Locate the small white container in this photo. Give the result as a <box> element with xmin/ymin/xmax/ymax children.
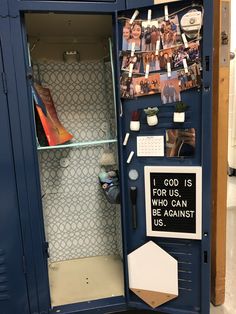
<box><xmin>130</xmin><ymin>120</ymin><xmax>140</xmax><ymax>131</ymax></box>
<box><xmin>173</xmin><ymin>112</ymin><xmax>185</xmax><ymax>123</ymax></box>
<box><xmin>147</xmin><ymin>115</ymin><xmax>158</xmax><ymax>126</ymax></box>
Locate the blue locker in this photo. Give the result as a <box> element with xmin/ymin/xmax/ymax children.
<box><xmin>2</xmin><ymin>0</ymin><xmax>213</xmax><ymax>313</ymax></box>
<box><xmin>0</xmin><ymin>18</ymin><xmax>30</xmax><ymax>314</ymax></box>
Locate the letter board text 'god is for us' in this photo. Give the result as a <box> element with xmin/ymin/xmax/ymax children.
<box><xmin>144</xmin><ymin>166</ymin><xmax>202</xmax><ymax>240</ymax></box>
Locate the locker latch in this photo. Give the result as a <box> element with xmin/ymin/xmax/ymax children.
<box><xmin>221</xmin><ymin>31</ymin><xmax>229</xmax><ymax>45</ymax></box>
<box><xmin>43</xmin><ymin>242</ymin><xmax>50</xmax><ymax>258</ymax></box>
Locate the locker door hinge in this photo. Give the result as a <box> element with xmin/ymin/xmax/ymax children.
<box><xmin>43</xmin><ymin>242</ymin><xmax>50</xmax><ymax>258</ymax></box>
<box><xmin>22</xmin><ymin>255</ymin><xmax>27</xmax><ymax>274</ymax></box>
<box><xmin>1</xmin><ymin>72</ymin><xmax>7</xmax><ymax>94</ymax></box>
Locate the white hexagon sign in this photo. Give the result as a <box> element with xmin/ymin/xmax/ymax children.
<box><xmin>128</xmin><ymin>241</ymin><xmax>178</xmax><ymax>308</ymax></box>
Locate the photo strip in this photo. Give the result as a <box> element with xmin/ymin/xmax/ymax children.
<box><xmin>121</xmin><ymin>53</ymin><xmax>142</xmax><ymax>74</ymax></box>
<box><xmin>142</xmin><ymin>20</ymin><xmax>161</xmax><ymax>51</ymax></box>
<box><xmin>166</xmin><ymin>128</ymin><xmax>196</xmax><ymax>158</ymax></box>
<box><xmin>177</xmin><ymin>63</ymin><xmax>202</xmax><ymax>91</ymax></box>
<box><xmin>122</xmin><ymin>20</ymin><xmax>142</xmax><ymax>51</ymax></box>
<box><xmin>160</xmin><ymin>15</ymin><xmax>182</xmax><ymax>49</ymax></box>
<box><xmin>160</xmin><ymin>72</ymin><xmax>181</xmax><ymax>104</ymax></box>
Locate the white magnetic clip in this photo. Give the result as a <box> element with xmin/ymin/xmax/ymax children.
<box><xmin>155</xmin><ymin>40</ymin><xmax>160</xmax><ymax>55</ymax></box>
<box><xmin>182</xmin><ymin>33</ymin><xmax>189</xmax><ymax>48</ymax></box>
<box><xmin>127</xmin><ymin>151</ymin><xmax>134</xmax><ymax>164</ymax></box>
<box><xmin>148</xmin><ymin>10</ymin><xmax>152</xmax><ymax>24</ymax></box>
<box><xmin>131</xmin><ymin>42</ymin><xmax>136</xmax><ymax>57</ymax></box>
<box><xmin>182</xmin><ymin>58</ymin><xmax>189</xmax><ymax>73</ymax></box>
<box><xmin>129</xmin><ymin>63</ymin><xmax>134</xmax><ymax>78</ymax></box>
<box><xmin>164</xmin><ymin>5</ymin><xmax>169</xmax><ymax>21</ymax></box>
<box><xmin>145</xmin><ymin>63</ymin><xmax>150</xmax><ymax>79</ymax></box>
<box><xmin>167</xmin><ymin>62</ymin><xmax>171</xmax><ymax>77</ymax></box>
<box><xmin>129</xmin><ymin>10</ymin><xmax>139</xmax><ymax>25</ymax></box>
<box><xmin>120</xmin><ymin>100</ymin><xmax>123</xmax><ymax>117</ymax></box>
<box><xmin>123</xmin><ymin>133</ymin><xmax>130</xmax><ymax>146</ymax></box>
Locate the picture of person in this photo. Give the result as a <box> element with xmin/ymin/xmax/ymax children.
<box><xmin>142</xmin><ymin>21</ymin><xmax>160</xmax><ymax>51</ymax></box>
<box><xmin>160</xmin><ymin>72</ymin><xmax>181</xmax><ymax>104</ymax></box>
<box><xmin>187</xmin><ymin>41</ymin><xmax>200</xmax><ymax>63</ymax></box>
<box><xmin>127</xmin><ymin>21</ymin><xmax>142</xmax><ymax>51</ymax></box>
<box><xmin>177</xmin><ymin>63</ymin><xmax>201</xmax><ymax>91</ymax></box>
<box><xmin>166</xmin><ymin>128</ymin><xmax>196</xmax><ymax>158</ymax></box>
<box><xmin>120</xmin><ymin>73</ymin><xmax>134</xmax><ymax>99</ymax></box>
<box><xmin>132</xmin><ymin>73</ymin><xmax>161</xmax><ymax>97</ymax></box>
<box><xmin>143</xmin><ymin>52</ymin><xmax>160</xmax><ymax>72</ymax></box>
<box><xmin>172</xmin><ymin>46</ymin><xmax>189</xmax><ymax>68</ymax></box>
<box><xmin>121</xmin><ymin>53</ymin><xmax>142</xmax><ymax>73</ymax></box>
<box><xmin>159</xmin><ymin>48</ymin><xmax>173</xmax><ymax>71</ymax></box>
<box><xmin>122</xmin><ymin>22</ymin><xmax>131</xmax><ymax>51</ymax></box>
<box><xmin>160</xmin><ymin>15</ymin><xmax>182</xmax><ymax>49</ymax></box>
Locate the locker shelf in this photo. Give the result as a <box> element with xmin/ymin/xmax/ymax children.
<box><xmin>37</xmin><ymin>138</ymin><xmax>117</xmax><ymax>150</ymax></box>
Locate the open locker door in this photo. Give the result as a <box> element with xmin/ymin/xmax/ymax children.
<box><xmin>116</xmin><ymin>0</ymin><xmax>213</xmax><ymax>313</ymax></box>
<box><xmin>0</xmin><ymin>31</ymin><xmax>30</xmax><ymax>314</ymax></box>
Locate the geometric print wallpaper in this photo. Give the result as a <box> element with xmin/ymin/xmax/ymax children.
<box><xmin>36</xmin><ymin>61</ymin><xmax>122</xmax><ymax>262</ymax></box>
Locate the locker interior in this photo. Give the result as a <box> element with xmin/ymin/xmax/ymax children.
<box><xmin>24</xmin><ymin>13</ymin><xmax>125</xmax><ymax>308</ymax></box>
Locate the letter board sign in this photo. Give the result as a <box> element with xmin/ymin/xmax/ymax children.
<box><xmin>145</xmin><ymin>166</ymin><xmax>202</xmax><ymax>239</ymax></box>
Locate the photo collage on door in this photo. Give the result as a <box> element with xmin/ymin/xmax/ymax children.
<box><xmin>119</xmin><ymin>5</ymin><xmax>203</xmax><ymax>103</ymax></box>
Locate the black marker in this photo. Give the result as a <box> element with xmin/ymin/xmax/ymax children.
<box><xmin>130</xmin><ymin>187</ymin><xmax>137</xmax><ymax>229</ymax></box>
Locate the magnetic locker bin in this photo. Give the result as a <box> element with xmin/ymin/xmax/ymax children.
<box><xmin>0</xmin><ymin>0</ymin><xmax>213</xmax><ymax>313</ymax></box>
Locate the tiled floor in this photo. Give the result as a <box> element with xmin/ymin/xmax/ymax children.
<box><xmin>210</xmin><ymin>176</ymin><xmax>236</xmax><ymax>314</ymax></box>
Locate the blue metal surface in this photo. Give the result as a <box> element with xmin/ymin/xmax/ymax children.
<box><xmin>8</xmin><ymin>0</ymin><xmax>126</xmax><ymax>16</ymax></box>
<box><xmin>126</xmin><ymin>0</ymin><xmax>154</xmax><ymax>10</ymax></box>
<box><xmin>51</xmin><ymin>296</ymin><xmax>127</xmax><ymax>313</ymax></box>
<box><xmin>0</xmin><ymin>22</ymin><xmax>30</xmax><ymax>314</ymax></box>
<box><xmin>116</xmin><ymin>0</ymin><xmax>213</xmax><ymax>313</ymax></box>
<box><xmin>2</xmin><ymin>0</ymin><xmax>213</xmax><ymax>313</ymax></box>
<box><xmin>0</xmin><ymin>0</ymin><xmax>8</xmax><ymax>17</ymax></box>
<box><xmin>7</xmin><ymin>15</ymin><xmax>51</xmax><ymax>313</ymax></box>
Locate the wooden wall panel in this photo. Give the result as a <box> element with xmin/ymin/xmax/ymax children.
<box><xmin>211</xmin><ymin>0</ymin><xmax>230</xmax><ymax>306</ymax></box>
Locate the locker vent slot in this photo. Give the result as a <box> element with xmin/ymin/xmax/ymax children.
<box><xmin>158</xmin><ymin>241</ymin><xmax>195</xmax><ymax>293</ymax></box>
<box><xmin>0</xmin><ymin>249</ymin><xmax>9</xmax><ymax>301</ymax></box>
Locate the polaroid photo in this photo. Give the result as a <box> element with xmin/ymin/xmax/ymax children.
<box><xmin>142</xmin><ymin>20</ymin><xmax>161</xmax><ymax>52</ymax></box>
<box><xmin>120</xmin><ymin>72</ymin><xmax>135</xmax><ymax>99</ymax></box>
<box><xmin>166</xmin><ymin>128</ymin><xmax>196</xmax><ymax>158</ymax></box>
<box><xmin>122</xmin><ymin>20</ymin><xmax>142</xmax><ymax>51</ymax></box>
<box><xmin>160</xmin><ymin>71</ymin><xmax>181</xmax><ymax>104</ymax></box>
<box><xmin>121</xmin><ymin>53</ymin><xmax>142</xmax><ymax>73</ymax></box>
<box><xmin>160</xmin><ymin>15</ymin><xmax>182</xmax><ymax>49</ymax></box>
<box><xmin>143</xmin><ymin>52</ymin><xmax>160</xmax><ymax>72</ymax></box>
<box><xmin>132</xmin><ymin>73</ymin><xmax>161</xmax><ymax>97</ymax></box>
<box><xmin>178</xmin><ymin>63</ymin><xmax>202</xmax><ymax>91</ymax></box>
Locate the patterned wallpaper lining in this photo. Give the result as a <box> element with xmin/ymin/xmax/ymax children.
<box><xmin>36</xmin><ymin>61</ymin><xmax>122</xmax><ymax>262</ymax></box>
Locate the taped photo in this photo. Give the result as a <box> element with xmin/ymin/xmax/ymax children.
<box><xmin>166</xmin><ymin>128</ymin><xmax>196</xmax><ymax>158</ymax></box>
<box><xmin>160</xmin><ymin>15</ymin><xmax>182</xmax><ymax>49</ymax></box>
<box><xmin>121</xmin><ymin>53</ymin><xmax>142</xmax><ymax>73</ymax></box>
<box><xmin>132</xmin><ymin>73</ymin><xmax>161</xmax><ymax>97</ymax></box>
<box><xmin>122</xmin><ymin>20</ymin><xmax>142</xmax><ymax>51</ymax></box>
<box><xmin>120</xmin><ymin>72</ymin><xmax>135</xmax><ymax>99</ymax></box>
<box><xmin>142</xmin><ymin>20</ymin><xmax>161</xmax><ymax>51</ymax></box>
<box><xmin>160</xmin><ymin>72</ymin><xmax>181</xmax><ymax>104</ymax></box>
<box><xmin>177</xmin><ymin>63</ymin><xmax>202</xmax><ymax>91</ymax></box>
<box><xmin>143</xmin><ymin>52</ymin><xmax>160</xmax><ymax>72</ymax></box>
